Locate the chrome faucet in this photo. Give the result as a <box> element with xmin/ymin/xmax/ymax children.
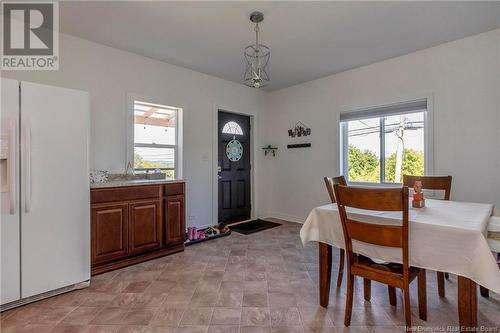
<box><xmin>125</xmin><ymin>161</ymin><xmax>135</xmax><ymax>175</ymax></box>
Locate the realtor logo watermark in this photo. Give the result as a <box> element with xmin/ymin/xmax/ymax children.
<box><xmin>1</xmin><ymin>1</ymin><xmax>59</xmax><ymax>70</ymax></box>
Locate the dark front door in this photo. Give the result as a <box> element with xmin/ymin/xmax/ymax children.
<box><xmin>218</xmin><ymin>111</ymin><xmax>251</xmax><ymax>223</ymax></box>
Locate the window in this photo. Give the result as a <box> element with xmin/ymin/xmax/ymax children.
<box><xmin>222</xmin><ymin>121</ymin><xmax>243</xmax><ymax>135</ymax></box>
<box><xmin>133</xmin><ymin>100</ymin><xmax>181</xmax><ymax>178</ymax></box>
<box><xmin>340</xmin><ymin>99</ymin><xmax>427</xmax><ymax>184</ymax></box>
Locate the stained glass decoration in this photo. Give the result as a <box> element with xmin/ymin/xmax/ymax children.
<box><xmin>222</xmin><ymin>121</ymin><xmax>243</xmax><ymax>135</ymax></box>
<box><xmin>226</xmin><ymin>138</ymin><xmax>243</xmax><ymax>162</ymax></box>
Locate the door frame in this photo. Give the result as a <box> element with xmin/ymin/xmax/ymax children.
<box><xmin>212</xmin><ymin>106</ymin><xmax>255</xmax><ymax>225</ymax></box>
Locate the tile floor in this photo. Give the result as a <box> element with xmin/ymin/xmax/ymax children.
<box><xmin>1</xmin><ymin>219</ymin><xmax>499</xmax><ymax>333</ymax></box>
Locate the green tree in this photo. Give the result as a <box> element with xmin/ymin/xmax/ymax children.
<box><xmin>134</xmin><ymin>152</ymin><xmax>175</xmax><ymax>178</ymax></box>
<box><xmin>348</xmin><ymin>144</ymin><xmax>380</xmax><ymax>182</ymax></box>
<box><xmin>347</xmin><ymin>145</ymin><xmax>424</xmax><ymax>183</ymax></box>
<box><xmin>385</xmin><ymin>149</ymin><xmax>424</xmax><ymax>183</ymax></box>
<box><xmin>134</xmin><ymin>152</ymin><xmax>144</xmax><ymax>168</ymax></box>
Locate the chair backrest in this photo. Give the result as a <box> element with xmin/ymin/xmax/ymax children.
<box><xmin>333</xmin><ymin>184</ymin><xmax>410</xmax><ymax>274</ymax></box>
<box><xmin>323</xmin><ymin>176</ymin><xmax>346</xmax><ymax>203</ymax></box>
<box><xmin>402</xmin><ymin>175</ymin><xmax>452</xmax><ymax>200</ymax></box>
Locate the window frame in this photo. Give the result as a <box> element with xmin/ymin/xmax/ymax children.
<box><xmin>126</xmin><ymin>94</ymin><xmax>183</xmax><ymax>178</ymax></box>
<box><xmin>339</xmin><ymin>96</ymin><xmax>434</xmax><ymax>186</ymax></box>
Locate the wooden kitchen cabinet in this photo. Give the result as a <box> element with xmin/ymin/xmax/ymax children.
<box><xmin>90</xmin><ymin>182</ymin><xmax>185</xmax><ymax>275</ymax></box>
<box><xmin>91</xmin><ymin>203</ymin><xmax>129</xmax><ymax>264</ymax></box>
<box><xmin>129</xmin><ymin>199</ymin><xmax>161</xmax><ymax>255</ymax></box>
<box><xmin>164</xmin><ymin>195</ymin><xmax>185</xmax><ymax>245</ymax></box>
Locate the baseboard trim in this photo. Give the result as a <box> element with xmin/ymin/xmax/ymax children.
<box><xmin>263</xmin><ymin>213</ymin><xmax>305</xmax><ymax>224</ymax></box>
<box><xmin>91</xmin><ymin>244</ymin><xmax>184</xmax><ymax>275</ymax></box>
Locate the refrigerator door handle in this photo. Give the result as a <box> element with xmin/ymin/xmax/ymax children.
<box><xmin>8</xmin><ymin>119</ymin><xmax>16</xmax><ymax>214</ymax></box>
<box><xmin>22</xmin><ymin>119</ymin><xmax>32</xmax><ymax>213</ymax></box>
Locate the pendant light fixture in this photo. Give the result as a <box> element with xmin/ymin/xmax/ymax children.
<box><xmin>243</xmin><ymin>11</ymin><xmax>270</xmax><ymax>88</ymax></box>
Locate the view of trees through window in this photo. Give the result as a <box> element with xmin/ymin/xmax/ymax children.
<box><xmin>134</xmin><ymin>151</ymin><xmax>175</xmax><ymax>178</ymax></box>
<box><xmin>345</xmin><ymin>112</ymin><xmax>425</xmax><ymax>183</ymax></box>
<box><xmin>133</xmin><ymin>100</ymin><xmax>179</xmax><ymax>178</ymax></box>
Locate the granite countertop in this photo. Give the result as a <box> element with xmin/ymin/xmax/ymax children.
<box><xmin>91</xmin><ymin>178</ymin><xmax>186</xmax><ymax>189</ymax></box>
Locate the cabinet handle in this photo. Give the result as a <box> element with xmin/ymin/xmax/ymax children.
<box><xmin>22</xmin><ymin>119</ymin><xmax>31</xmax><ymax>213</ymax></box>
<box><xmin>8</xmin><ymin>119</ymin><xmax>16</xmax><ymax>214</ymax></box>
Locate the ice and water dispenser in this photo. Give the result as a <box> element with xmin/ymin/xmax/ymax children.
<box><xmin>0</xmin><ymin>130</ymin><xmax>9</xmax><ymax>193</ymax></box>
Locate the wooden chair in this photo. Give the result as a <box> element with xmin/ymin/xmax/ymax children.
<box><xmin>324</xmin><ymin>176</ymin><xmax>395</xmax><ymax>303</ymax></box>
<box><xmin>403</xmin><ymin>175</ymin><xmax>452</xmax><ymax>297</ymax></box>
<box><xmin>323</xmin><ymin>176</ymin><xmax>347</xmax><ymax>288</ymax></box>
<box><xmin>333</xmin><ymin>184</ymin><xmax>427</xmax><ymax>329</ymax></box>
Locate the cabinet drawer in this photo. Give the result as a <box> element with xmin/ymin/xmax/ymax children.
<box><xmin>163</xmin><ymin>183</ymin><xmax>185</xmax><ymax>196</ymax></box>
<box><xmin>91</xmin><ymin>185</ymin><xmax>161</xmax><ymax>204</ymax></box>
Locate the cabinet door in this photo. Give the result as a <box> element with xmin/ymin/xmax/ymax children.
<box><xmin>129</xmin><ymin>200</ymin><xmax>161</xmax><ymax>255</ymax></box>
<box><xmin>91</xmin><ymin>203</ymin><xmax>128</xmax><ymax>264</ymax></box>
<box><xmin>164</xmin><ymin>195</ymin><xmax>185</xmax><ymax>245</ymax></box>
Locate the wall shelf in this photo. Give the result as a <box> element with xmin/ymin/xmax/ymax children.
<box><xmin>262</xmin><ymin>145</ymin><xmax>278</xmax><ymax>156</ymax></box>
<box><xmin>287</xmin><ymin>143</ymin><xmax>311</xmax><ymax>149</ymax></box>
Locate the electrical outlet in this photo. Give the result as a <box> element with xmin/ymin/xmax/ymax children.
<box><xmin>188</xmin><ymin>215</ymin><xmax>196</xmax><ymax>221</ymax></box>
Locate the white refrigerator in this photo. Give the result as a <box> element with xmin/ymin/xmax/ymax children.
<box><xmin>0</xmin><ymin>78</ymin><xmax>90</xmax><ymax>309</ymax></box>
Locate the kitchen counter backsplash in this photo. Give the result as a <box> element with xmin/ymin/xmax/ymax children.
<box><xmin>90</xmin><ymin>171</ymin><xmax>167</xmax><ymax>184</ymax></box>
<box><xmin>89</xmin><ymin>170</ymin><xmax>185</xmax><ymax>188</ymax></box>
<box><xmin>90</xmin><ymin>178</ymin><xmax>185</xmax><ymax>189</ymax></box>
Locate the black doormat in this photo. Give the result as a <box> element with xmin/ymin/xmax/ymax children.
<box><xmin>229</xmin><ymin>219</ymin><xmax>281</xmax><ymax>235</ymax></box>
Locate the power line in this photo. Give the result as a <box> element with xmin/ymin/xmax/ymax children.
<box><xmin>348</xmin><ymin>121</ymin><xmax>424</xmax><ymax>137</ymax></box>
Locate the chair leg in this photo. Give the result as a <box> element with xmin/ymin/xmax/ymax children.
<box><xmin>363</xmin><ymin>278</ymin><xmax>371</xmax><ymax>302</ymax></box>
<box><xmin>437</xmin><ymin>272</ymin><xmax>445</xmax><ymax>297</ymax></box>
<box><xmin>344</xmin><ymin>273</ymin><xmax>354</xmax><ymax>326</ymax></box>
<box><xmin>337</xmin><ymin>248</ymin><xmax>345</xmax><ymax>288</ymax></box>
<box><xmin>403</xmin><ymin>286</ymin><xmax>412</xmax><ymax>330</ymax></box>
<box><xmin>388</xmin><ymin>286</ymin><xmax>397</xmax><ymax>306</ymax></box>
<box><xmin>417</xmin><ymin>269</ymin><xmax>427</xmax><ymax>321</ymax></box>
<box><xmin>479</xmin><ymin>286</ymin><xmax>489</xmax><ymax>298</ymax></box>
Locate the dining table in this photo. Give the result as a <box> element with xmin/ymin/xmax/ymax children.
<box><xmin>300</xmin><ymin>198</ymin><xmax>500</xmax><ymax>331</ymax></box>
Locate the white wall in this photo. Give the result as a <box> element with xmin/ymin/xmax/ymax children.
<box><xmin>3</xmin><ymin>29</ymin><xmax>499</xmax><ymax>226</ymax></box>
<box><xmin>259</xmin><ymin>29</ymin><xmax>500</xmax><ymax>222</ymax></box>
<box><xmin>2</xmin><ymin>33</ymin><xmax>266</xmax><ymax>228</ymax></box>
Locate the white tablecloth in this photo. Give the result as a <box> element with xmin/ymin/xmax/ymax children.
<box><xmin>488</xmin><ymin>216</ymin><xmax>500</xmax><ymax>252</ymax></box>
<box><xmin>300</xmin><ymin>199</ymin><xmax>500</xmax><ymax>294</ymax></box>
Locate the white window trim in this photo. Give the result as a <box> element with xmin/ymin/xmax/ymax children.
<box><xmin>126</xmin><ymin>93</ymin><xmax>184</xmax><ymax>178</ymax></box>
<box><xmin>339</xmin><ymin>95</ymin><xmax>434</xmax><ymax>186</ymax></box>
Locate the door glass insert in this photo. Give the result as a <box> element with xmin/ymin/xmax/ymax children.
<box><xmin>222</xmin><ymin>121</ymin><xmax>243</xmax><ymax>135</ymax></box>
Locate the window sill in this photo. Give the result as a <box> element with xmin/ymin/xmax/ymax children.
<box><xmin>347</xmin><ymin>181</ymin><xmax>402</xmax><ymax>188</ymax></box>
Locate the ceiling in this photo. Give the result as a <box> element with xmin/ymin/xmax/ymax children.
<box><xmin>60</xmin><ymin>1</ymin><xmax>500</xmax><ymax>91</ymax></box>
